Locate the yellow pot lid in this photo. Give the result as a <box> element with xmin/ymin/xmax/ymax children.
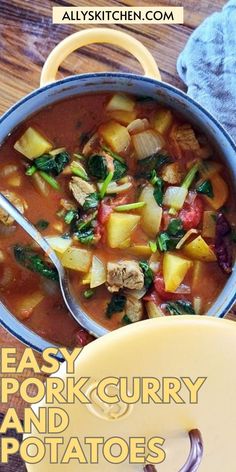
<box><xmin>26</xmin><ymin>316</ymin><xmax>236</xmax><ymax>471</ymax></box>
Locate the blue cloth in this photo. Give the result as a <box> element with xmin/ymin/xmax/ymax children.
<box><xmin>177</xmin><ymin>0</ymin><xmax>236</xmax><ymax>142</ymax></box>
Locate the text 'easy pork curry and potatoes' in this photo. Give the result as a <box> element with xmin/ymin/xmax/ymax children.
<box><xmin>0</xmin><ymin>93</ymin><xmax>234</xmax><ymax>347</ymax></box>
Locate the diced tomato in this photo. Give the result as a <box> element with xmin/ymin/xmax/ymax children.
<box><xmin>153</xmin><ymin>275</ymin><xmax>182</xmax><ymax>301</ymax></box>
<box><xmin>94</xmin><ymin>222</ymin><xmax>106</xmax><ymax>244</ymax></box>
<box><xmin>161</xmin><ymin>211</ymin><xmax>171</xmax><ymax>231</ymax></box>
<box><xmin>97</xmin><ymin>202</ymin><xmax>113</xmax><ymax>224</ymax></box>
<box><xmin>179</xmin><ymin>196</ymin><xmax>203</xmax><ymax>231</ymax></box>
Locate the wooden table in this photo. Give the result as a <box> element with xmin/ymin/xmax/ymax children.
<box><xmin>0</xmin><ymin>0</ymin><xmax>229</xmax><ymax>418</ymax></box>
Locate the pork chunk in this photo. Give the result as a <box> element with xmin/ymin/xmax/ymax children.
<box><xmin>174</xmin><ymin>124</ymin><xmax>200</xmax><ymax>153</ymax></box>
<box><xmin>125</xmin><ymin>296</ymin><xmax>144</xmax><ymax>322</ymax></box>
<box><xmin>0</xmin><ymin>190</ymin><xmax>25</xmax><ymax>225</ymax></box>
<box><xmin>69</xmin><ymin>176</ymin><xmax>96</xmax><ymax>206</ymax></box>
<box><xmin>107</xmin><ymin>260</ymin><xmax>144</xmax><ymax>292</ymax></box>
<box><xmin>161</xmin><ymin>162</ymin><xmax>182</xmax><ymax>185</ymax></box>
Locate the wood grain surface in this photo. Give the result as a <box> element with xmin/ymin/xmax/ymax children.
<box><xmin>0</xmin><ymin>0</ymin><xmax>231</xmax><ymax>418</ymax></box>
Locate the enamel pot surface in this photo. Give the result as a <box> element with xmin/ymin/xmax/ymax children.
<box><xmin>0</xmin><ymin>28</ymin><xmax>235</xmax><ymax>352</ymax></box>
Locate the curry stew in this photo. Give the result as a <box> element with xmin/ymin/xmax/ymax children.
<box><xmin>0</xmin><ymin>93</ymin><xmax>234</xmax><ymax>346</ymax></box>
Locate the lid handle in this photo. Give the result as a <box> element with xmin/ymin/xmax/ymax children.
<box><xmin>40</xmin><ymin>28</ymin><xmax>161</xmax><ymax>86</ymax></box>
<box><xmin>144</xmin><ymin>429</ymin><xmax>203</xmax><ymax>472</ymax></box>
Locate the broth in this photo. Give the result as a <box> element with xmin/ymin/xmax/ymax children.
<box><xmin>0</xmin><ymin>92</ymin><xmax>234</xmax><ymax>346</ymax></box>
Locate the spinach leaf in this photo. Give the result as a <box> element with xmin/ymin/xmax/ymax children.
<box><xmin>73</xmin><ymin>212</ymin><xmax>98</xmax><ymax>244</ymax></box>
<box><xmin>34</xmin><ymin>155</ymin><xmax>56</xmax><ymax>172</ymax></box>
<box><xmin>87</xmin><ymin>154</ymin><xmax>108</xmax><ymax>180</ymax></box>
<box><xmin>196</xmin><ymin>179</ymin><xmax>214</xmax><ymax>198</ymax></box>
<box><xmin>157</xmin><ymin>218</ymin><xmax>185</xmax><ymax>252</ymax></box>
<box><xmin>168</xmin><ymin>218</ymin><xmax>184</xmax><ymax>236</ymax></box>
<box><xmin>157</xmin><ymin>232</ymin><xmax>171</xmax><ymax>252</ymax></box>
<box><xmin>64</xmin><ymin>210</ymin><xmax>77</xmax><ymax>225</ymax></box>
<box><xmin>150</xmin><ymin>171</ymin><xmax>164</xmax><ymax>206</ymax></box>
<box><xmin>165</xmin><ymin>300</ymin><xmax>195</xmax><ymax>316</ymax></box>
<box><xmin>35</xmin><ymin>219</ymin><xmax>49</xmax><ymax>230</ymax></box>
<box><xmin>87</xmin><ymin>153</ymin><xmax>127</xmax><ymax>182</ymax></box>
<box><xmin>112</xmin><ymin>159</ymin><xmax>127</xmax><ymax>181</ymax></box>
<box><xmin>77</xmin><ymin>227</ymin><xmax>94</xmax><ymax>245</ymax></box>
<box><xmin>139</xmin><ymin>261</ymin><xmax>154</xmax><ymax>288</ymax></box>
<box><xmin>13</xmin><ymin>245</ymin><xmax>58</xmax><ymax>281</ymax></box>
<box><xmin>84</xmin><ymin>289</ymin><xmax>94</xmax><ymax>299</ymax></box>
<box><xmin>34</xmin><ymin>151</ymin><xmax>70</xmax><ymax>176</ymax></box>
<box><xmin>83</xmin><ymin>192</ymin><xmax>100</xmax><ymax>211</ymax></box>
<box><xmin>136</xmin><ymin>152</ymin><xmax>172</xmax><ymax>179</ymax></box>
<box><xmin>54</xmin><ymin>152</ymin><xmax>70</xmax><ymax>174</ymax></box>
<box><xmin>106</xmin><ymin>293</ymin><xmax>126</xmax><ymax>318</ymax></box>
<box><xmin>68</xmin><ymin>211</ymin><xmax>96</xmax><ymax>239</ymax></box>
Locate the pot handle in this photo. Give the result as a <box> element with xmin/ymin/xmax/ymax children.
<box><xmin>40</xmin><ymin>27</ymin><xmax>161</xmax><ymax>86</ymax></box>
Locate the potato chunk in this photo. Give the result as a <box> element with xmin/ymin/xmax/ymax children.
<box><xmin>139</xmin><ymin>185</ymin><xmax>162</xmax><ymax>238</ymax></box>
<box><xmin>106</xmin><ymin>93</ymin><xmax>135</xmax><ymax>112</ymax></box>
<box><xmin>107</xmin><ymin>213</ymin><xmax>140</xmax><ymax>249</ymax></box>
<box><xmin>127</xmin><ymin>245</ymin><xmax>152</xmax><ymax>257</ymax></box>
<box><xmin>202</xmin><ymin>211</ymin><xmax>216</xmax><ymax>238</ymax></box>
<box><xmin>163</xmin><ymin>252</ymin><xmax>192</xmax><ymax>292</ymax></box>
<box><xmin>90</xmin><ymin>256</ymin><xmax>106</xmax><ymax>288</ymax></box>
<box><xmin>204</xmin><ymin>174</ymin><xmax>229</xmax><ymax>210</ymax></box>
<box><xmin>99</xmin><ymin>121</ymin><xmax>131</xmax><ymax>153</ymax></box>
<box><xmin>45</xmin><ymin>236</ymin><xmax>72</xmax><ymax>254</ymax></box>
<box><xmin>14</xmin><ymin>127</ymin><xmax>52</xmax><ymax>159</ymax></box>
<box><xmin>15</xmin><ymin>291</ymin><xmax>44</xmax><ymax>320</ymax></box>
<box><xmin>153</xmin><ymin>108</ymin><xmax>173</xmax><ymax>135</ymax></box>
<box><xmin>183</xmin><ymin>235</ymin><xmax>217</xmax><ymax>262</ymax></box>
<box><xmin>61</xmin><ymin>247</ymin><xmax>92</xmax><ymax>272</ymax></box>
<box><xmin>108</xmin><ymin>110</ymin><xmax>137</xmax><ymax>125</ymax></box>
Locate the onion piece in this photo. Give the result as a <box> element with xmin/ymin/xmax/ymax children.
<box><xmin>106</xmin><ymin>93</ymin><xmax>135</xmax><ymax>112</ymax></box>
<box><xmin>174</xmin><ymin>283</ymin><xmax>191</xmax><ymax>294</ymax></box>
<box><xmin>82</xmin><ymin>133</ymin><xmax>99</xmax><ymax>156</ymax></box>
<box><xmin>41</xmin><ymin>278</ymin><xmax>59</xmax><ymax>296</ymax></box>
<box><xmin>193</xmin><ymin>296</ymin><xmax>202</xmax><ymax>315</ymax></box>
<box><xmin>31</xmin><ymin>172</ymin><xmax>50</xmax><ymax>197</ymax></box>
<box><xmin>149</xmin><ymin>261</ymin><xmax>160</xmax><ymax>273</ymax></box>
<box><xmin>127</xmin><ymin>118</ymin><xmax>149</xmax><ymax>135</ymax></box>
<box><xmin>163</xmin><ymin>186</ymin><xmax>188</xmax><ymax>210</ymax></box>
<box><xmin>97</xmin><ymin>181</ymin><xmax>132</xmax><ymax>194</ymax></box>
<box><xmin>132</xmin><ymin>129</ymin><xmax>165</xmax><ymax>160</ymax></box>
<box><xmin>176</xmin><ymin>229</ymin><xmax>198</xmax><ymax>249</ymax></box>
<box><xmin>70</xmin><ymin>161</ymin><xmax>88</xmax><ymax>180</ymax></box>
<box><xmin>185</xmin><ymin>190</ymin><xmax>197</xmax><ymax>205</ymax></box>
